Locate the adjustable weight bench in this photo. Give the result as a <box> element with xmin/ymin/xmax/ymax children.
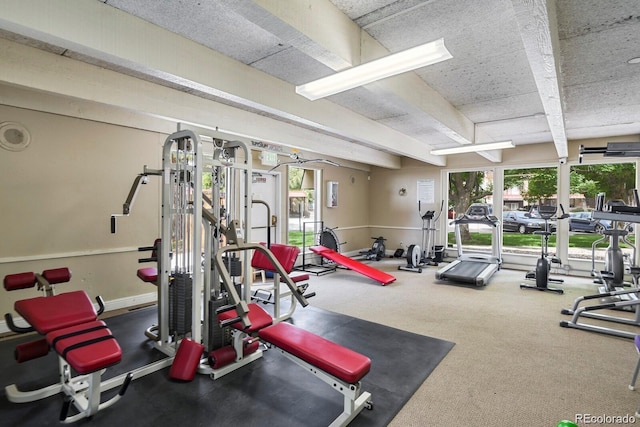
<box><xmin>218</xmin><ymin>303</ymin><xmax>373</xmax><ymax>426</ymax></box>
<box><xmin>259</xmin><ymin>322</ymin><xmax>373</xmax><ymax>427</ymax></box>
<box><xmin>3</xmin><ymin>268</ymin><xmax>132</xmax><ymax>423</ymax></box>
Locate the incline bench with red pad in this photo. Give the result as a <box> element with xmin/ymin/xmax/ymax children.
<box><xmin>3</xmin><ymin>268</ymin><xmax>132</xmax><ymax>422</ymax></box>
<box><xmin>259</xmin><ymin>321</ymin><xmax>373</xmax><ymax>427</ymax></box>
<box><xmin>310</xmin><ymin>245</ymin><xmax>396</xmax><ymax>285</ymax></box>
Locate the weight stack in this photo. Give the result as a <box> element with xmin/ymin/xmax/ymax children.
<box><xmin>221</xmin><ymin>255</ymin><xmax>243</xmax><ymax>297</ymax></box>
<box><xmin>208</xmin><ymin>297</ymin><xmax>231</xmax><ymax>351</ymax></box>
<box><xmin>170</xmin><ymin>272</ymin><xmax>192</xmax><ymax>336</ymax></box>
<box><xmin>222</xmin><ymin>255</ymin><xmax>242</xmax><ymax>277</ymax></box>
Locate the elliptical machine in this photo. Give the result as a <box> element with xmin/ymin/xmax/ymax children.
<box><xmin>520</xmin><ymin>204</ymin><xmax>569</xmax><ymax>294</ymax></box>
<box><xmin>399</xmin><ymin>201</ymin><xmax>444</xmax><ymax>273</ymax></box>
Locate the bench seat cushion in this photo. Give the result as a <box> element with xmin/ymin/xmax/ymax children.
<box><xmin>14</xmin><ymin>290</ymin><xmax>98</xmax><ymax>334</ymax></box>
<box><xmin>217</xmin><ymin>302</ymin><xmax>273</xmax><ymax>333</ymax></box>
<box><xmin>46</xmin><ymin>320</ymin><xmax>122</xmax><ymax>374</ymax></box>
<box><xmin>259</xmin><ymin>322</ymin><xmax>371</xmax><ymax>384</ymax></box>
<box><xmin>251</xmin><ymin>243</ymin><xmax>300</xmax><ymax>273</ymax></box>
<box><xmin>281</xmin><ymin>273</ymin><xmax>309</xmax><ymax>283</ymax></box>
<box><xmin>137</xmin><ymin>267</ymin><xmax>158</xmax><ymax>284</ymax></box>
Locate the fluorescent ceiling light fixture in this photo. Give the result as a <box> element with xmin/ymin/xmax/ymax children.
<box><xmin>430</xmin><ymin>141</ymin><xmax>515</xmax><ymax>155</ymax></box>
<box><xmin>296</xmin><ymin>38</ymin><xmax>452</xmax><ymax>100</ymax></box>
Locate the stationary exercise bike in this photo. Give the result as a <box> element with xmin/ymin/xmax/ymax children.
<box><xmin>399</xmin><ymin>201</ymin><xmax>444</xmax><ymax>273</ymax></box>
<box><xmin>520</xmin><ymin>204</ymin><xmax>569</xmax><ymax>294</ymax></box>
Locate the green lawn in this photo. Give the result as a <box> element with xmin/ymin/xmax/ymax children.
<box><xmin>448</xmin><ymin>232</ymin><xmax>635</xmax><ymax>248</ymax></box>
<box><xmin>288</xmin><ymin>231</ymin><xmax>316</xmax><ymax>247</ymax></box>
<box><xmin>289</xmin><ymin>230</ymin><xmax>634</xmax><ymax>250</ymax></box>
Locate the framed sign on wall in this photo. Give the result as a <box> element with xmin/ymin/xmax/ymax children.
<box><xmin>327</xmin><ymin>181</ymin><xmax>338</xmax><ymax>208</ymax></box>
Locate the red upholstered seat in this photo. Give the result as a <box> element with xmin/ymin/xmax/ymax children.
<box><xmin>14</xmin><ymin>290</ymin><xmax>98</xmax><ymax>334</ymax></box>
<box><xmin>284</xmin><ymin>273</ymin><xmax>309</xmax><ymax>283</ymax></box>
<box><xmin>251</xmin><ymin>243</ymin><xmax>300</xmax><ymax>273</ymax></box>
<box><xmin>137</xmin><ymin>267</ymin><xmax>158</xmax><ymax>284</ymax></box>
<box><xmin>217</xmin><ymin>302</ymin><xmax>273</xmax><ymax>333</ymax></box>
<box><xmin>259</xmin><ymin>322</ymin><xmax>371</xmax><ymax>384</ymax></box>
<box><xmin>46</xmin><ymin>320</ymin><xmax>121</xmax><ymax>374</ymax></box>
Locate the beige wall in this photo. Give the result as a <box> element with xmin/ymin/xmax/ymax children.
<box><xmin>368</xmin><ymin>159</ymin><xmax>442</xmax><ymax>252</ymax></box>
<box><xmin>320</xmin><ymin>166</ymin><xmax>371</xmax><ymax>253</ymax></box>
<box><xmin>0</xmin><ymin>105</ymin><xmax>164</xmax><ymax>317</ymax></box>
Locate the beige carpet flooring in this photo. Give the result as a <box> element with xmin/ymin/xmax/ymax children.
<box><xmin>302</xmin><ymin>258</ymin><xmax>640</xmax><ymax>427</ymax></box>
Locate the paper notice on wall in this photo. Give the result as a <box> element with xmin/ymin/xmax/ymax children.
<box><xmin>417</xmin><ymin>179</ymin><xmax>435</xmax><ymax>203</ymax></box>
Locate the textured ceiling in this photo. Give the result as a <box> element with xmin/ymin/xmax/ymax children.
<box><xmin>0</xmin><ymin>0</ymin><xmax>639</xmax><ymax>166</ymax></box>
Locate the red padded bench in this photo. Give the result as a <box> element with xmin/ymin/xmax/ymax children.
<box><xmin>46</xmin><ymin>320</ymin><xmax>122</xmax><ymax>375</ymax></box>
<box><xmin>259</xmin><ymin>322</ymin><xmax>370</xmax><ymax>385</ymax></box>
<box><xmin>258</xmin><ymin>321</ymin><xmax>373</xmax><ymax>426</ymax></box>
<box><xmin>310</xmin><ymin>245</ymin><xmax>396</xmax><ymax>285</ymax></box>
<box><xmin>217</xmin><ymin>302</ymin><xmax>372</xmax><ymax>425</ymax></box>
<box><xmin>3</xmin><ymin>268</ymin><xmax>132</xmax><ymax>422</ymax></box>
<box><xmin>14</xmin><ymin>291</ymin><xmax>98</xmax><ymax>335</ymax></box>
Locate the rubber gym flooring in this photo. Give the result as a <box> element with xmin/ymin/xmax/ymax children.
<box><xmin>0</xmin><ymin>305</ymin><xmax>454</xmax><ymax>426</ymax></box>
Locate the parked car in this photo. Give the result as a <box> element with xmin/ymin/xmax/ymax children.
<box><xmin>568</xmin><ymin>211</ymin><xmax>611</xmax><ymax>233</ymax></box>
<box><xmin>502</xmin><ymin>211</ymin><xmax>555</xmax><ymax>234</ymax></box>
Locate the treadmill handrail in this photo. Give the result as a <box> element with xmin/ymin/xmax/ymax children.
<box><xmin>451</xmin><ymin>214</ymin><xmax>500</xmax><ymax>227</ymax></box>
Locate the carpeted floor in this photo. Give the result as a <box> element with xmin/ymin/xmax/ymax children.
<box><xmin>305</xmin><ymin>258</ymin><xmax>640</xmax><ymax>427</ymax></box>
<box><xmin>0</xmin><ymin>304</ymin><xmax>454</xmax><ymax>426</ymax></box>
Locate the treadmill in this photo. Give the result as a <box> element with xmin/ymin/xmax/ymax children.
<box><xmin>435</xmin><ymin>203</ymin><xmax>502</xmax><ymax>286</ymax></box>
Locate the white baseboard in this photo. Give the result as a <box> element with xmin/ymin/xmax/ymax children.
<box><xmin>1</xmin><ymin>292</ymin><xmax>158</xmax><ymax>335</ymax></box>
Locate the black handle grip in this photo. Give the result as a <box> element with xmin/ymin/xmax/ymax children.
<box><xmin>215</xmin><ymin>304</ymin><xmax>237</xmax><ymax>314</ymax></box>
<box><xmin>95</xmin><ymin>296</ymin><xmax>105</xmax><ymax>316</ymax></box>
<box><xmin>59</xmin><ymin>397</ymin><xmax>72</xmax><ymax>421</ymax></box>
<box><xmin>4</xmin><ymin>313</ymin><xmax>35</xmax><ymax>334</ymax></box>
<box><xmin>219</xmin><ymin>316</ymin><xmax>242</xmax><ymax>328</ymax></box>
<box><xmin>119</xmin><ymin>372</ymin><xmax>134</xmax><ymax>396</ymax></box>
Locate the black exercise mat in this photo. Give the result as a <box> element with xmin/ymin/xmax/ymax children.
<box><xmin>0</xmin><ymin>305</ymin><xmax>454</xmax><ymax>426</ymax></box>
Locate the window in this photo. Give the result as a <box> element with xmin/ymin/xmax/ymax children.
<box><xmin>502</xmin><ymin>167</ymin><xmax>558</xmax><ymax>256</ymax></box>
<box><xmin>567</xmin><ymin>162</ymin><xmax>636</xmax><ymax>262</ymax></box>
<box><xmin>447</xmin><ymin>170</ymin><xmax>494</xmax><ymax>253</ymax></box>
<box><xmin>287</xmin><ymin>167</ymin><xmax>320</xmax><ymax>248</ymax></box>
